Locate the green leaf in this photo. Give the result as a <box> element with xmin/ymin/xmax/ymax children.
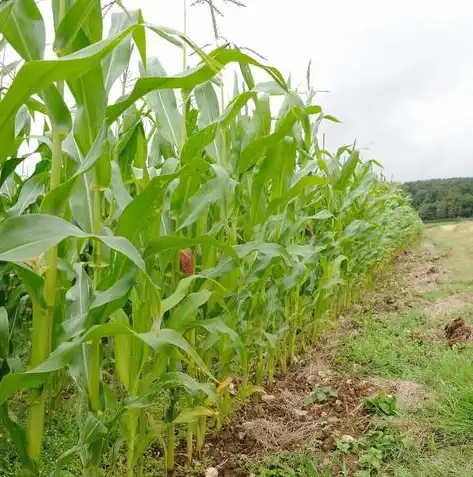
<box><xmin>53</xmin><ymin>0</ymin><xmax>98</xmax><ymax>55</ymax></box>
<box><xmin>161</xmin><ymin>276</ymin><xmax>202</xmax><ymax>314</ymax></box>
<box><xmin>141</xmin><ymin>57</ymin><xmax>182</xmax><ymax>149</ymax></box>
<box><xmin>180</xmin><ymin>90</ymin><xmax>255</xmax><ymax>165</ymax></box>
<box><xmin>0</xmin><ymin>325</ymin><xmax>214</xmax><ymax>406</ymax></box>
<box><xmin>102</xmin><ymin>10</ymin><xmax>137</xmax><ymax>93</ymax></box>
<box><xmin>115</xmin><ymin>172</ymin><xmax>179</xmax><ymax>245</ymax></box>
<box><xmin>239</xmin><ymin>108</ymin><xmax>299</xmax><ymax>175</ymax></box>
<box><xmin>0</xmin><ymin>341</ymin><xmax>79</xmax><ymax>406</ymax></box>
<box><xmin>0</xmin><ymin>157</ymin><xmax>27</xmax><ymax>188</ymax></box>
<box><xmin>126</xmin><ymin>372</ymin><xmax>216</xmax><ymax>408</ymax></box>
<box><xmin>0</xmin><ymin>23</ymin><xmax>139</xmax><ymax>162</ymax></box>
<box><xmin>69</xmin><ymin>172</ymin><xmax>94</xmax><ymax>232</ymax></box>
<box><xmin>42</xmin><ymin>85</ymin><xmax>73</xmax><ymax>135</ymax></box>
<box><xmin>179</xmin><ymin>166</ymin><xmax>236</xmax><ymax>229</ymax></box>
<box><xmin>8</xmin><ymin>172</ymin><xmax>48</xmax><ymax>216</ymax></box>
<box><xmin>111</xmin><ymin>309</ymin><xmax>131</xmax><ymax>391</ymax></box>
<box><xmin>144</xmin><ymin>234</ymin><xmax>238</xmax><ymax>262</ymax></box>
<box><xmin>173</xmin><ymin>407</ymin><xmax>215</xmax><ymax>424</ymax></box>
<box><xmin>117</xmin><ymin>120</ymin><xmax>147</xmax><ymax>182</ymax></box>
<box><xmin>234</xmin><ymin>242</ymin><xmax>292</xmax><ymax>263</ymax></box>
<box><xmin>195</xmin><ymin>82</ymin><xmax>220</xmax><ymax>124</ymax></box>
<box><xmin>0</xmin><ymin>307</ymin><xmax>8</xmax><ymax>359</ymax></box>
<box><xmin>66</xmin><ymin>23</ymin><xmax>107</xmax><ymax>187</ymax></box>
<box><xmin>81</xmin><ymin>412</ymin><xmax>108</xmax><ymax>444</ymax></box>
<box><xmin>106</xmin><ymin>47</ymin><xmax>288</xmax><ymax>124</ymax></box>
<box><xmin>195</xmin><ymin>81</ymin><xmax>222</xmax><ymax>162</ymax></box>
<box><xmin>166</xmin><ymin>290</ymin><xmax>213</xmax><ymax>331</ymax></box>
<box><xmin>312</xmin><ymin>210</ymin><xmax>333</xmax><ymax>220</ymax></box>
<box><xmin>0</xmin><ymin>0</ymin><xmax>45</xmax><ymax>61</ymax></box>
<box><xmin>0</xmin><ymin>60</ymin><xmax>21</xmax><ymax>80</ymax></box>
<box><xmin>132</xmin><ymin>10</ymin><xmax>146</xmax><ymax>69</ymax></box>
<box><xmin>263</xmin><ymin>332</ymin><xmax>278</xmax><ymax>350</ymax></box>
<box><xmin>240</xmin><ymin>103</ymin><xmax>323</xmax><ymax>176</ymax></box>
<box><xmin>84</xmin><ymin>268</ymin><xmax>137</xmax><ymax>333</ymax></box>
<box><xmin>65</xmin><ymin>263</ymin><xmax>92</xmax><ymax>323</ymax></box>
<box><xmin>0</xmin><ymin>404</ymin><xmax>36</xmax><ymax>473</ymax></box>
<box><xmin>192</xmin><ymin>317</ymin><xmax>246</xmax><ymax>364</ymax></box>
<box><xmin>0</xmin><ymin>214</ymin><xmax>145</xmax><ymax>271</ymax></box>
<box><xmin>324</xmin><ymin>114</ymin><xmax>341</xmax><ymax>123</ymax></box>
<box><xmin>109</xmin><ymin>161</ymin><xmax>132</xmax><ymax>214</ymax></box>
<box><xmin>82</xmin><ymin>325</ymin><xmax>214</xmax><ymax>380</ymax></box>
<box><xmin>12</xmin><ymin>263</ymin><xmax>46</xmax><ymax>307</ymax></box>
<box><xmin>41</xmin><ymin>127</ymin><xmax>108</xmax><ymax>217</ymax></box>
<box><xmin>267</xmin><ymin>176</ymin><xmax>328</xmax><ymax>215</ymax></box>
<box><xmin>337</xmin><ymin>150</ymin><xmax>360</xmax><ymax>190</ymax></box>
<box><xmin>0</xmin><ymin>214</ymin><xmax>83</xmax><ymax>261</ymax></box>
<box><xmin>81</xmin><ymin>0</ymin><xmax>102</xmax><ymax>45</ymax></box>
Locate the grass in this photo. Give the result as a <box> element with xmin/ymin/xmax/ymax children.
<box><xmin>241</xmin><ymin>452</ymin><xmax>328</xmax><ymax>477</ymax></box>
<box><xmin>340</xmin><ymin>308</ymin><xmax>435</xmax><ymax>377</ymax></box>
<box><xmin>341</xmin><ymin>222</ymin><xmax>473</xmax><ymax>475</ymax></box>
<box><xmin>0</xmin><ymin>397</ymin><xmax>81</xmax><ymax>477</ymax></box>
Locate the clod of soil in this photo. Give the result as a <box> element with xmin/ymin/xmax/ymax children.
<box><xmin>444</xmin><ymin>317</ymin><xmax>473</xmax><ymax>345</ymax></box>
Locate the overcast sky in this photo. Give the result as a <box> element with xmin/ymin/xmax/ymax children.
<box><xmin>131</xmin><ymin>0</ymin><xmax>473</xmax><ymax>182</ymax></box>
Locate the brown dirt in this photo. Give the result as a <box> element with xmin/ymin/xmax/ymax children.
<box><xmin>396</xmin><ymin>247</ymin><xmax>447</xmax><ymax>295</ymax></box>
<box><xmin>444</xmin><ymin>317</ymin><xmax>473</xmax><ymax>346</ymax></box>
<box><xmin>351</xmin><ymin>247</ymin><xmax>446</xmax><ymax>316</ymax></box>
<box><xmin>182</xmin><ymin>350</ymin><xmax>386</xmax><ymax>477</ymax></box>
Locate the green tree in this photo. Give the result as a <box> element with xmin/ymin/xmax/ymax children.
<box><xmin>404</xmin><ymin>178</ymin><xmax>473</xmax><ymax>221</ymax></box>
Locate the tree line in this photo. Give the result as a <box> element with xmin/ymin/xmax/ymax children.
<box><xmin>403</xmin><ymin>178</ymin><xmax>473</xmax><ymax>221</ymax></box>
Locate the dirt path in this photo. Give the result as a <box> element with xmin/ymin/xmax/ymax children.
<box><xmin>177</xmin><ymin>222</ymin><xmax>473</xmax><ymax>477</ymax></box>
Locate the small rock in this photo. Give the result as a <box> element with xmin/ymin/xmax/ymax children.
<box><xmin>294</xmin><ymin>409</ymin><xmax>309</xmax><ymax>418</ymax></box>
<box><xmin>335</xmin><ymin>399</ymin><xmax>343</xmax><ymax>407</ymax></box>
<box><xmin>341</xmin><ymin>434</ymin><xmax>355</xmax><ymax>443</ymax></box>
<box><xmin>238</xmin><ymin>431</ymin><xmax>246</xmax><ymax>440</ymax></box>
<box><xmin>261</xmin><ymin>394</ymin><xmax>276</xmax><ymax>402</ymax></box>
<box><xmin>205</xmin><ymin>468</ymin><xmax>219</xmax><ymax>477</ymax></box>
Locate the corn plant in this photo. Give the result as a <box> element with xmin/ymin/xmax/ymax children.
<box><xmin>0</xmin><ymin>1</ymin><xmax>421</xmax><ymax>476</ymax></box>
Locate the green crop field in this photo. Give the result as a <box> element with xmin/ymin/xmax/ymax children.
<box><xmin>0</xmin><ymin>1</ymin><xmax>423</xmax><ymax>476</ymax></box>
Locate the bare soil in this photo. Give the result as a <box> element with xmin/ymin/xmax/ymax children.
<box><xmin>198</xmin><ymin>353</ymin><xmax>383</xmax><ymax>477</ymax></box>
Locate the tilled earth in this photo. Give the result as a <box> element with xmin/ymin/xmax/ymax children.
<box><xmin>173</xmin><ymin>349</ymin><xmax>388</xmax><ymax>477</ymax></box>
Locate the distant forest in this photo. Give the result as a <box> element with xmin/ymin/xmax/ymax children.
<box><xmin>403</xmin><ymin>178</ymin><xmax>473</xmax><ymax>221</ymax></box>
